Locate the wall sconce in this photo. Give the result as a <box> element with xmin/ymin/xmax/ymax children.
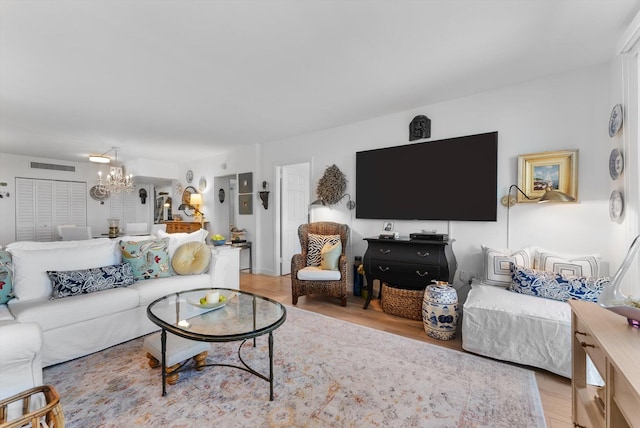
<box><xmin>339</xmin><ymin>193</ymin><xmax>356</xmax><ymax>210</ymax></box>
<box><xmin>0</xmin><ymin>182</ymin><xmax>9</xmax><ymax>198</ymax></box>
<box><xmin>258</xmin><ymin>181</ymin><xmax>270</xmax><ymax>209</ymax></box>
<box><xmin>502</xmin><ymin>184</ymin><xmax>575</xmax><ymax>247</ymax></box>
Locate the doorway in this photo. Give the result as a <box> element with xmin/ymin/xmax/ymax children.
<box><xmin>277</xmin><ymin>162</ymin><xmax>310</xmax><ymax>276</ymax></box>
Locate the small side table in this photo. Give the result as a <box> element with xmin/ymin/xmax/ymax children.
<box><xmin>230</xmin><ymin>241</ymin><xmax>252</xmax><ymax>273</ymax></box>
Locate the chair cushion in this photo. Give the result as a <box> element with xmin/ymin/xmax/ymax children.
<box><xmin>119</xmin><ymin>237</ymin><xmax>172</xmax><ymax>281</ymax></box>
<box><xmin>48</xmin><ymin>263</ymin><xmax>134</xmax><ymax>299</ymax></box>
<box><xmin>509</xmin><ymin>265</ymin><xmax>609</xmax><ymax>302</ymax></box>
<box><xmin>320</xmin><ymin>241</ymin><xmax>342</xmax><ymax>271</ymax></box>
<box><xmin>297</xmin><ymin>266</ymin><xmax>341</xmax><ymax>281</ymax></box>
<box><xmin>307</xmin><ymin>234</ymin><xmax>341</xmax><ymax>266</ymax></box>
<box><xmin>171</xmin><ymin>242</ymin><xmax>211</xmax><ymax>275</ymax></box>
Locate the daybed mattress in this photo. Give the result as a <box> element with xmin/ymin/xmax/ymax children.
<box><xmin>462</xmin><ymin>281</ymin><xmax>571</xmax><ymax>377</ymax></box>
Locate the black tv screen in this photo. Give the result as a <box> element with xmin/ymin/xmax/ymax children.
<box><xmin>356</xmin><ymin>132</ymin><xmax>498</xmax><ymax>221</ymax></box>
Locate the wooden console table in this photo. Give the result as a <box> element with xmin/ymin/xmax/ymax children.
<box><xmin>163</xmin><ymin>221</ymin><xmax>207</xmax><ymax>234</ymax></box>
<box><xmin>362</xmin><ymin>237</ymin><xmax>457</xmax><ymax>309</ymax></box>
<box><xmin>570</xmin><ymin>300</ymin><xmax>640</xmax><ymax>428</ymax></box>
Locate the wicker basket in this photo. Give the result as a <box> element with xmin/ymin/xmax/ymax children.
<box><xmin>381</xmin><ymin>283</ymin><xmax>424</xmax><ymax>320</ymax></box>
<box><xmin>0</xmin><ymin>385</ymin><xmax>65</xmax><ymax>428</ymax></box>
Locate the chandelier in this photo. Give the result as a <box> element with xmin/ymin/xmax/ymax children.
<box><xmin>92</xmin><ymin>147</ymin><xmax>135</xmax><ymax>194</ymax></box>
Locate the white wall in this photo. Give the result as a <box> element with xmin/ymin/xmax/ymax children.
<box><xmin>252</xmin><ymin>63</ymin><xmax>621</xmax><ymax>297</ymax></box>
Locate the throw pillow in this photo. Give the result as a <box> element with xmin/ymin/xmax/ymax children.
<box><xmin>307</xmin><ymin>234</ymin><xmax>341</xmax><ymax>267</ymax></box>
<box><xmin>481</xmin><ymin>246</ymin><xmax>532</xmax><ymax>287</ymax></box>
<box><xmin>0</xmin><ymin>250</ymin><xmax>13</xmax><ymax>304</ymax></box>
<box><xmin>534</xmin><ymin>250</ymin><xmax>600</xmax><ymax>277</ymax></box>
<box><xmin>48</xmin><ymin>263</ymin><xmax>135</xmax><ymax>299</ymax></box>
<box><xmin>509</xmin><ymin>264</ymin><xmax>609</xmax><ymax>303</ymax></box>
<box><xmin>171</xmin><ymin>242</ymin><xmax>212</xmax><ymax>275</ymax></box>
<box><xmin>155</xmin><ymin>229</ymin><xmax>208</xmax><ymax>258</ymax></box>
<box><xmin>119</xmin><ymin>237</ymin><xmax>171</xmax><ymax>281</ymax></box>
<box><xmin>320</xmin><ymin>241</ymin><xmax>342</xmax><ymax>271</ymax></box>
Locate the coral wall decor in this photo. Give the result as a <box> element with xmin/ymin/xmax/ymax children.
<box><xmin>316</xmin><ymin>164</ymin><xmax>347</xmax><ymax>205</ymax></box>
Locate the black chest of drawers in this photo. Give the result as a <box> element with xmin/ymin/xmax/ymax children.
<box><xmin>362</xmin><ymin>237</ymin><xmax>457</xmax><ymax>309</ymax></box>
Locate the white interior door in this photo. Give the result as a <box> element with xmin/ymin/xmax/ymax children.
<box><xmin>280</xmin><ymin>163</ymin><xmax>310</xmax><ymax>275</ymax></box>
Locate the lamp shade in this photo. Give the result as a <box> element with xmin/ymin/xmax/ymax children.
<box><xmin>538</xmin><ymin>189</ymin><xmax>575</xmax><ymax>203</ymax></box>
<box><xmin>189</xmin><ymin>194</ymin><xmax>202</xmax><ymax>206</ymax></box>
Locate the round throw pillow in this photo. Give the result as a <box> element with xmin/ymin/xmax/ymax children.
<box><xmin>171</xmin><ymin>242</ymin><xmax>212</xmax><ymax>275</ymax></box>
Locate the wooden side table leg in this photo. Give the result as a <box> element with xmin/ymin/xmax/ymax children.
<box><xmin>193</xmin><ymin>351</ymin><xmax>208</xmax><ymax>371</ymax></box>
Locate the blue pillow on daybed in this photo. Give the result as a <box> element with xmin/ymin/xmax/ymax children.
<box><xmin>509</xmin><ymin>264</ymin><xmax>609</xmax><ymax>303</ymax></box>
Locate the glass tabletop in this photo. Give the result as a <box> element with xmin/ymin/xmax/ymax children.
<box><xmin>147</xmin><ymin>288</ymin><xmax>286</xmax><ymax>342</ymax></box>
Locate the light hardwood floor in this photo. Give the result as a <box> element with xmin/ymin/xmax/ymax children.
<box><xmin>240</xmin><ymin>273</ymin><xmax>573</xmax><ymax>428</ymax></box>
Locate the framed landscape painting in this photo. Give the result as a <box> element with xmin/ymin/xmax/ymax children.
<box><xmin>517</xmin><ymin>149</ymin><xmax>578</xmax><ymax>202</ymax></box>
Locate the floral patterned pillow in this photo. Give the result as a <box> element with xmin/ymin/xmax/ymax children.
<box><xmin>48</xmin><ymin>263</ymin><xmax>134</xmax><ymax>299</ymax></box>
<box><xmin>119</xmin><ymin>237</ymin><xmax>171</xmax><ymax>281</ymax></box>
<box><xmin>0</xmin><ymin>250</ymin><xmax>14</xmax><ymax>304</ymax></box>
<box><xmin>509</xmin><ymin>264</ymin><xmax>609</xmax><ymax>302</ymax></box>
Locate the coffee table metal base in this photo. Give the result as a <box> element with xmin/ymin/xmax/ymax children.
<box><xmin>160</xmin><ymin>329</ymin><xmax>276</xmax><ymax>400</ymax></box>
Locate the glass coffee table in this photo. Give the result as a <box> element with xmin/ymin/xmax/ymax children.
<box><xmin>147</xmin><ymin>288</ymin><xmax>286</xmax><ymax>400</ymax></box>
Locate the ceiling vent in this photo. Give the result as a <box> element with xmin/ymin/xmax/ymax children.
<box><xmin>30</xmin><ymin>161</ymin><xmax>75</xmax><ymax>172</ymax></box>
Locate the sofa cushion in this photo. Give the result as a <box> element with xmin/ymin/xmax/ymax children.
<box><xmin>171</xmin><ymin>242</ymin><xmax>212</xmax><ymax>275</ymax></box>
<box><xmin>509</xmin><ymin>265</ymin><xmax>609</xmax><ymax>303</ymax></box>
<box><xmin>9</xmin><ymin>240</ymin><xmax>120</xmax><ymax>302</ymax></box>
<box><xmin>7</xmin><ymin>287</ymin><xmax>140</xmax><ymax>331</ymax></box>
<box><xmin>297</xmin><ymin>266</ymin><xmax>341</xmax><ymax>281</ymax></box>
<box><xmin>119</xmin><ymin>237</ymin><xmax>172</xmax><ymax>281</ymax></box>
<box><xmin>320</xmin><ymin>241</ymin><xmax>341</xmax><ymax>271</ymax></box>
<box><xmin>534</xmin><ymin>250</ymin><xmax>601</xmax><ymax>277</ymax></box>
<box><xmin>155</xmin><ymin>229</ymin><xmax>208</xmax><ymax>258</ymax></box>
<box><xmin>0</xmin><ymin>250</ymin><xmax>13</xmax><ymax>304</ymax></box>
<box><xmin>48</xmin><ymin>263</ymin><xmax>134</xmax><ymax>299</ymax></box>
<box><xmin>481</xmin><ymin>246</ymin><xmax>532</xmax><ymax>287</ymax></box>
<box><xmin>5</xmin><ymin>238</ymin><xmax>113</xmax><ymax>251</ymax></box>
<box><xmin>130</xmin><ymin>274</ymin><xmax>212</xmax><ymax>306</ymax></box>
<box><xmin>307</xmin><ymin>234</ymin><xmax>341</xmax><ymax>267</ymax></box>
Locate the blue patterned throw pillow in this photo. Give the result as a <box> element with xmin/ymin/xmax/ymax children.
<box><xmin>0</xmin><ymin>250</ymin><xmax>14</xmax><ymax>304</ymax></box>
<box><xmin>48</xmin><ymin>263</ymin><xmax>134</xmax><ymax>299</ymax></box>
<box><xmin>119</xmin><ymin>237</ymin><xmax>171</xmax><ymax>280</ymax></box>
<box><xmin>509</xmin><ymin>265</ymin><xmax>609</xmax><ymax>302</ymax></box>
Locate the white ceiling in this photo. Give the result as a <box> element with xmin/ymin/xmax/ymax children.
<box><xmin>1</xmin><ymin>0</ymin><xmax>639</xmax><ymax>164</ymax></box>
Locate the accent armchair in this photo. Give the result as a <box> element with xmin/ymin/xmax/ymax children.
<box><xmin>291</xmin><ymin>222</ymin><xmax>349</xmax><ymax>307</ymax></box>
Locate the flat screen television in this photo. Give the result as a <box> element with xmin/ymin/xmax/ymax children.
<box><xmin>356</xmin><ymin>131</ymin><xmax>498</xmax><ymax>221</ymax></box>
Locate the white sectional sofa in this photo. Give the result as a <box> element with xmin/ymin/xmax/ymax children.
<box><xmin>0</xmin><ymin>230</ymin><xmax>240</xmax><ymax>413</ymax></box>
<box><xmin>462</xmin><ymin>246</ymin><xmax>606</xmax><ymax>381</ymax></box>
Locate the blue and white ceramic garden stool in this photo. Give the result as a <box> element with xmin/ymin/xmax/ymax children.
<box><xmin>422</xmin><ymin>281</ymin><xmax>459</xmax><ymax>340</ymax></box>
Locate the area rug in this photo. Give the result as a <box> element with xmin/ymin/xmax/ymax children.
<box><xmin>44</xmin><ymin>305</ymin><xmax>546</xmax><ymax>427</ymax></box>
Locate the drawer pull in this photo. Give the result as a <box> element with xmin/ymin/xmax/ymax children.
<box><xmin>416</xmin><ymin>271</ymin><xmax>429</xmax><ymax>277</ymax></box>
<box><xmin>580</xmin><ymin>342</ymin><xmax>595</xmax><ymax>349</ymax></box>
<box><xmin>379</xmin><ymin>249</ymin><xmax>391</xmax><ymax>255</ymax></box>
<box><xmin>417</xmin><ymin>251</ymin><xmax>430</xmax><ymax>257</ymax></box>
<box><xmin>575</xmin><ymin>330</ymin><xmax>587</xmax><ymax>336</ymax></box>
<box><xmin>377</xmin><ymin>266</ymin><xmax>390</xmax><ymax>272</ymax></box>
<box><xmin>573</xmin><ymin>423</ymin><xmax>586</xmax><ymax>428</ymax></box>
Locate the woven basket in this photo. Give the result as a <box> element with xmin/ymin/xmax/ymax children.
<box><xmin>381</xmin><ymin>283</ymin><xmax>424</xmax><ymax>320</ymax></box>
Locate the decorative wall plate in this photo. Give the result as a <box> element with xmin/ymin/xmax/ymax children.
<box><xmin>89</xmin><ymin>185</ymin><xmax>110</xmax><ymax>202</ymax></box>
<box><xmin>609</xmin><ymin>148</ymin><xmax>624</xmax><ymax>180</ymax></box>
<box><xmin>609</xmin><ymin>104</ymin><xmax>623</xmax><ymax>137</ymax></box>
<box><xmin>186</xmin><ymin>170</ymin><xmax>194</xmax><ymax>183</ymax></box>
<box><xmin>609</xmin><ymin>190</ymin><xmax>624</xmax><ymax>222</ymax></box>
<box><xmin>176</xmin><ymin>182</ymin><xmax>183</xmax><ymax>196</ymax></box>
<box><xmin>198</xmin><ymin>176</ymin><xmax>207</xmax><ymax>192</ymax></box>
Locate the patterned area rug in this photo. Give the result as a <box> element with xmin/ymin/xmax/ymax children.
<box><xmin>44</xmin><ymin>306</ymin><xmax>545</xmax><ymax>427</ymax></box>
